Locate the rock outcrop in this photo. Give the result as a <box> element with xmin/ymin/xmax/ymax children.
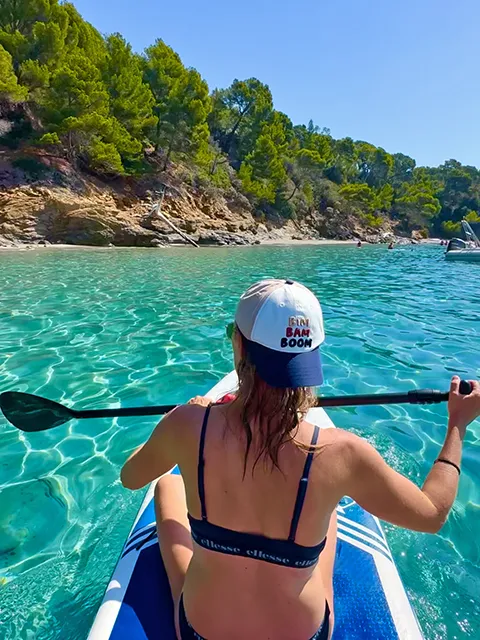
<box><xmin>0</xmin><ymin>156</ymin><xmax>398</xmax><ymax>248</ymax></box>
<box><xmin>0</xmin><ymin>179</ymin><xmax>262</xmax><ymax>248</ymax></box>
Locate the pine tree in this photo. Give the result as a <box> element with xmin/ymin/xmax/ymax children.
<box><xmin>239</xmin><ymin>111</ymin><xmax>289</xmax><ymax>203</ymax></box>
<box><xmin>209</xmin><ymin>78</ymin><xmax>273</xmax><ymax>170</ymax></box>
<box><xmin>0</xmin><ymin>0</ymin><xmax>60</xmax><ymax>69</ymax></box>
<box><xmin>144</xmin><ymin>40</ymin><xmax>211</xmax><ymax>169</ymax></box>
<box><xmin>42</xmin><ymin>51</ymin><xmax>131</xmax><ymax>172</ymax></box>
<box><xmin>0</xmin><ymin>45</ymin><xmax>27</xmax><ymax>100</ymax></box>
<box><xmin>104</xmin><ymin>34</ymin><xmax>156</xmax><ymax>141</ymax></box>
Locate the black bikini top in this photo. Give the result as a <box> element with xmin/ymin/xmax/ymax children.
<box><xmin>188</xmin><ymin>405</ymin><xmax>326</xmax><ymax>568</ymax></box>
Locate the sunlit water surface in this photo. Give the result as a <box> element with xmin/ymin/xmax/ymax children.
<box><xmin>0</xmin><ymin>245</ymin><xmax>479</xmax><ymax>639</ymax></box>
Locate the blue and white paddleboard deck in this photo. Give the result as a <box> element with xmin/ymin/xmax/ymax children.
<box><xmin>89</xmin><ymin>372</ymin><xmax>423</xmax><ymax>640</ymax></box>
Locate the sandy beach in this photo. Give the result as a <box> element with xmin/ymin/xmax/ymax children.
<box><xmin>0</xmin><ymin>237</ymin><xmax>444</xmax><ymax>251</ymax></box>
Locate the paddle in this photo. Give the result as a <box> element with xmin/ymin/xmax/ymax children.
<box><xmin>0</xmin><ymin>380</ymin><xmax>472</xmax><ymax>433</ymax></box>
<box><xmin>0</xmin><ymin>392</ymin><xmax>178</xmax><ymax>433</ymax></box>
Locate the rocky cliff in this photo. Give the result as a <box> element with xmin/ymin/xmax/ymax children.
<box><xmin>0</xmin><ymin>153</ymin><xmax>396</xmax><ymax>248</ymax></box>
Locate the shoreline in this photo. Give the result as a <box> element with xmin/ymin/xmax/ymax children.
<box><xmin>0</xmin><ymin>238</ymin><xmax>444</xmax><ymax>251</ymax></box>
<box><xmin>0</xmin><ymin>239</ymin><xmax>361</xmax><ymax>251</ymax></box>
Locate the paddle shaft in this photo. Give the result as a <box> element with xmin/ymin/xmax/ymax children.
<box><xmin>71</xmin><ymin>386</ymin><xmax>467</xmax><ymax>419</ymax></box>
<box><xmin>0</xmin><ymin>382</ymin><xmax>471</xmax><ymax>433</ymax></box>
<box><xmin>317</xmin><ymin>389</ymin><xmax>450</xmax><ymax>407</ymax></box>
<box><xmin>72</xmin><ymin>405</ymin><xmax>178</xmax><ymax>419</ymax></box>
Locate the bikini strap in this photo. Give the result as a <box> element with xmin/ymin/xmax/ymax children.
<box><xmin>197</xmin><ymin>404</ymin><xmax>212</xmax><ymax>521</ymax></box>
<box><xmin>288</xmin><ymin>425</ymin><xmax>320</xmax><ymax>542</ymax></box>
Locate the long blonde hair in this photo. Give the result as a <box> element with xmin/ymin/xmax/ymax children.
<box><xmin>230</xmin><ymin>334</ymin><xmax>317</xmax><ymax>476</ymax></box>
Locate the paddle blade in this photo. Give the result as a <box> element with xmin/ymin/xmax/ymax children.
<box><xmin>0</xmin><ymin>392</ymin><xmax>74</xmax><ymax>432</ymax></box>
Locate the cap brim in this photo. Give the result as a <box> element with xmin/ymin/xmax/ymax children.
<box><xmin>243</xmin><ymin>338</ymin><xmax>323</xmax><ymax>389</ymax></box>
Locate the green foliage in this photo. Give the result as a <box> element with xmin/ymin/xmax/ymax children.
<box><xmin>287</xmin><ymin>147</ymin><xmax>325</xmax><ymax>203</ymax></box>
<box><xmin>465</xmin><ymin>210</ymin><xmax>480</xmax><ymax>223</ymax></box>
<box><xmin>274</xmin><ymin>194</ymin><xmax>296</xmax><ymax>220</ymax></box>
<box><xmin>310</xmin><ymin>179</ymin><xmax>341</xmax><ymax>211</ymax></box>
<box><xmin>362</xmin><ymin>213</ymin><xmax>383</xmax><ymax>229</ymax></box>
<box><xmin>442</xmin><ymin>220</ymin><xmax>462</xmax><ymax>237</ymax></box>
<box><xmin>1</xmin><ymin>0</ymin><xmax>478</xmax><ymax>234</ymax></box>
<box><xmin>326</xmin><ymin>136</ymin><xmax>357</xmax><ymax>183</ymax></box>
<box><xmin>0</xmin><ymin>1</ymin><xmax>103</xmax><ymax>72</ymax></box>
<box><xmin>0</xmin><ymin>29</ymin><xmax>29</xmax><ymax>67</ymax></box>
<box><xmin>394</xmin><ymin>181</ymin><xmax>441</xmax><ymax>230</ymax></box>
<box><xmin>239</xmin><ymin>112</ymin><xmax>289</xmax><ymax>203</ymax></box>
<box><xmin>19</xmin><ymin>58</ymin><xmax>50</xmax><ymax>96</ymax></box>
<box><xmin>356</xmin><ymin>142</ymin><xmax>394</xmax><ymax>188</ymax></box>
<box><xmin>38</xmin><ymin>131</ymin><xmax>60</xmax><ymax>146</ymax></box>
<box><xmin>391</xmin><ymin>153</ymin><xmax>416</xmax><ymax>187</ymax></box>
<box><xmin>296</xmin><ymin>148</ymin><xmax>324</xmax><ymax>170</ymax></box>
<box><xmin>41</xmin><ymin>51</ymin><xmax>113</xmax><ymax>165</ymax></box>
<box><xmin>193</xmin><ymin>133</ymin><xmax>231</xmax><ymax>189</ymax></box>
<box><xmin>0</xmin><ymin>0</ymin><xmax>54</xmax><ymax>35</ymax></box>
<box><xmin>59</xmin><ymin>113</ymin><xmax>142</xmax><ymax>173</ymax></box>
<box><xmin>432</xmin><ymin>163</ymin><xmax>480</xmax><ymax>233</ymax></box>
<box><xmin>303</xmin><ymin>181</ymin><xmax>314</xmax><ymax>206</ymax></box>
<box><xmin>338</xmin><ymin>183</ymin><xmax>392</xmax><ymax>223</ymax></box>
<box><xmin>0</xmin><ymin>1</ymin><xmax>56</xmax><ymax>71</ymax></box>
<box><xmin>339</xmin><ymin>183</ymin><xmax>377</xmax><ymax>213</ymax></box>
<box><xmin>0</xmin><ymin>106</ymin><xmax>33</xmax><ymax>148</ymax></box>
<box><xmin>144</xmin><ymin>40</ymin><xmax>211</xmax><ymax>169</ymax></box>
<box><xmin>375</xmin><ymin>184</ymin><xmax>394</xmax><ymax>211</ymax></box>
<box><xmin>294</xmin><ymin>123</ymin><xmax>333</xmax><ymax>165</ymax></box>
<box><xmin>104</xmin><ymin>34</ymin><xmax>156</xmax><ymax>140</ymax></box>
<box><xmin>44</xmin><ymin>52</ymin><xmax>109</xmax><ymax>124</ymax></box>
<box><xmin>0</xmin><ymin>45</ymin><xmax>27</xmax><ymax>100</ymax></box>
<box><xmin>209</xmin><ymin>78</ymin><xmax>273</xmax><ymax>166</ymax></box>
<box><xmin>87</xmin><ymin>137</ymin><xmax>124</xmax><ymax>175</ymax></box>
<box><xmin>196</xmin><ymin>164</ymin><xmax>231</xmax><ymax>190</ymax></box>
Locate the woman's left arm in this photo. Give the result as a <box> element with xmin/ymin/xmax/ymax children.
<box><xmin>120</xmin><ymin>398</ymin><xmax>211</xmax><ymax>490</ymax></box>
<box><xmin>120</xmin><ymin>406</ymin><xmax>182</xmax><ymax>490</ymax></box>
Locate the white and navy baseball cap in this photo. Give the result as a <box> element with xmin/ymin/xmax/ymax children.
<box><xmin>235</xmin><ymin>279</ymin><xmax>325</xmax><ymax>388</ymax></box>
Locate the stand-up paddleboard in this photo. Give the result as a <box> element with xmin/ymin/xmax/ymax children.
<box><xmin>89</xmin><ymin>372</ymin><xmax>423</xmax><ymax>639</ymax></box>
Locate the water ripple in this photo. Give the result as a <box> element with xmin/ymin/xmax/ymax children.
<box><xmin>0</xmin><ymin>245</ymin><xmax>479</xmax><ymax>639</ymax></box>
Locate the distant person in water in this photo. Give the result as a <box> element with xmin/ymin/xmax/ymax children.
<box><xmin>357</xmin><ymin>241</ymin><xmax>362</xmax><ymax>247</ymax></box>
<box><xmin>388</xmin><ymin>242</ymin><xmax>394</xmax><ymax>250</ymax></box>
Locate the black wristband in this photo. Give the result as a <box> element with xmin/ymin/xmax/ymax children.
<box><xmin>434</xmin><ymin>458</ymin><xmax>461</xmax><ymax>476</ymax></box>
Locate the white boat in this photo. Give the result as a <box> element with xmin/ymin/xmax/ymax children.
<box><xmin>445</xmin><ymin>220</ymin><xmax>480</xmax><ymax>262</ymax></box>
<box><xmin>88</xmin><ymin>371</ymin><xmax>424</xmax><ymax>640</ymax></box>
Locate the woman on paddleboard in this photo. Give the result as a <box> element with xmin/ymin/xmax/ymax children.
<box><xmin>121</xmin><ymin>279</ymin><xmax>480</xmax><ymax>640</ymax></box>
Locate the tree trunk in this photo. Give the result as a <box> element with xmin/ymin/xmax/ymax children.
<box><xmin>162</xmin><ymin>131</ymin><xmax>176</xmax><ymax>171</ymax></box>
<box><xmin>221</xmin><ymin>102</ymin><xmax>254</xmax><ymax>158</ymax></box>
<box><xmin>210</xmin><ymin>152</ymin><xmax>227</xmax><ymax>175</ymax></box>
<box><xmin>210</xmin><ymin>151</ymin><xmax>220</xmax><ymax>175</ymax></box>
<box><xmin>286</xmin><ymin>183</ymin><xmax>298</xmax><ymax>202</ymax></box>
<box><xmin>66</xmin><ymin>130</ymin><xmax>76</xmax><ymax>168</ymax></box>
<box><xmin>155</xmin><ymin>119</ymin><xmax>162</xmax><ymax>153</ymax></box>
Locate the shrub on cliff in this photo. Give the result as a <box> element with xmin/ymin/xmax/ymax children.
<box><xmin>0</xmin><ymin>46</ymin><xmax>27</xmax><ymax>102</ymax></box>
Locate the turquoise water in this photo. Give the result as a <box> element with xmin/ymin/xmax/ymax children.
<box><xmin>0</xmin><ymin>244</ymin><xmax>479</xmax><ymax>639</ymax></box>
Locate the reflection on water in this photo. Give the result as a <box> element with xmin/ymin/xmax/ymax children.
<box><xmin>0</xmin><ymin>245</ymin><xmax>479</xmax><ymax>639</ymax></box>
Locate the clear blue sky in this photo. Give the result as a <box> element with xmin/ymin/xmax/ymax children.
<box><xmin>74</xmin><ymin>0</ymin><xmax>478</xmax><ymax>168</ymax></box>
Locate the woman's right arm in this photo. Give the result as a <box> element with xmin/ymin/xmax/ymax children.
<box><xmin>345</xmin><ymin>376</ymin><xmax>480</xmax><ymax>533</ymax></box>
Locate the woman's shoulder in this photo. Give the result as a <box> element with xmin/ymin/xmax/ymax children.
<box><xmin>305</xmin><ymin>421</ymin><xmax>372</xmax><ymax>464</ymax></box>
<box><xmin>316</xmin><ymin>426</ymin><xmax>384</xmax><ymax>481</ymax></box>
<box><xmin>163</xmin><ymin>398</ymin><xmax>229</xmax><ymax>440</ymax></box>
<box><xmin>164</xmin><ymin>401</ymin><xmax>211</xmax><ymax>433</ymax></box>
<box><xmin>305</xmin><ymin>425</ymin><xmax>381</xmax><ymax>496</ymax></box>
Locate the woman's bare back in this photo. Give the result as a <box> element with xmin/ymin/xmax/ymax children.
<box><xmin>171</xmin><ymin>403</ymin><xmax>341</xmax><ymax>638</ymax></box>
